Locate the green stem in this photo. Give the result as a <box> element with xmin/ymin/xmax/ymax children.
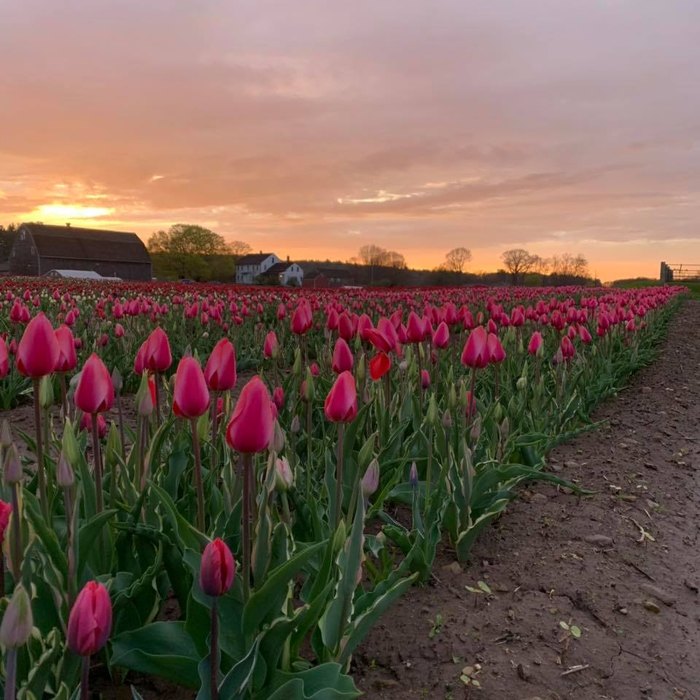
<box><xmin>32</xmin><ymin>380</ymin><xmax>48</xmax><ymax>521</ymax></box>
<box><xmin>64</xmin><ymin>486</ymin><xmax>76</xmax><ymax>609</ymax></box>
<box><xmin>210</xmin><ymin>598</ymin><xmax>219</xmax><ymax>700</ymax></box>
<box><xmin>4</xmin><ymin>648</ymin><xmax>17</xmax><ymax>700</ymax></box>
<box><xmin>91</xmin><ymin>413</ymin><xmax>104</xmax><ymax>514</ymax></box>
<box><xmin>192</xmin><ymin>419</ymin><xmax>205</xmax><ymax>532</ymax></box>
<box><xmin>80</xmin><ymin>655</ymin><xmax>90</xmax><ymax>700</ymax></box>
<box><xmin>334</xmin><ymin>423</ymin><xmax>345</xmax><ymax>528</ymax></box>
<box><xmin>241</xmin><ymin>453</ymin><xmax>253</xmax><ymax>601</ymax></box>
<box><xmin>305</xmin><ymin>401</ymin><xmax>312</xmax><ymax>504</ymax></box>
<box><xmin>10</xmin><ymin>483</ymin><xmax>22</xmax><ymax>582</ymax></box>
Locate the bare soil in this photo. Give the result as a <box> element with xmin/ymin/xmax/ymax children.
<box><xmin>354</xmin><ymin>299</ymin><xmax>700</xmax><ymax>700</ymax></box>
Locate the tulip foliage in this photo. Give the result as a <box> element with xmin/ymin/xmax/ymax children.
<box><xmin>0</xmin><ymin>277</ymin><xmax>687</xmax><ymax>697</ymax></box>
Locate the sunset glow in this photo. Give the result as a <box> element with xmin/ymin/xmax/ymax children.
<box><xmin>1</xmin><ymin>1</ymin><xmax>699</xmax><ymax>281</ymax></box>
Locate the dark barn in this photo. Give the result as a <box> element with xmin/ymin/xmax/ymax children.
<box><xmin>9</xmin><ymin>224</ymin><xmax>152</xmax><ymax>280</ymax></box>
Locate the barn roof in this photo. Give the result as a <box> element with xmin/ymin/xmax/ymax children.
<box><xmin>237</xmin><ymin>253</ymin><xmax>276</xmax><ymax>265</ymax></box>
<box><xmin>20</xmin><ymin>224</ymin><xmax>151</xmax><ymax>264</ymax></box>
<box><xmin>261</xmin><ymin>262</ymin><xmax>297</xmax><ymax>276</ymax></box>
<box><xmin>44</xmin><ymin>269</ymin><xmax>121</xmax><ymax>281</ymax></box>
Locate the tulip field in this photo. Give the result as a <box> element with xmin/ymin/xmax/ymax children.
<box><xmin>0</xmin><ymin>278</ymin><xmax>685</xmax><ymax>698</ymax></box>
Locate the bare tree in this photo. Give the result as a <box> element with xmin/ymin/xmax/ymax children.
<box><xmin>384</xmin><ymin>250</ymin><xmax>407</xmax><ymax>269</ymax></box>
<box><xmin>550</xmin><ymin>253</ymin><xmax>589</xmax><ymax>281</ymax></box>
<box><xmin>228</xmin><ymin>240</ymin><xmax>252</xmax><ymax>257</ymax></box>
<box><xmin>443</xmin><ymin>247</ymin><xmax>472</xmax><ymax>273</ymax></box>
<box><xmin>501</xmin><ymin>248</ymin><xmax>541</xmax><ymax>285</ymax></box>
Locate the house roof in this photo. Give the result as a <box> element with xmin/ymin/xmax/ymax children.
<box><xmin>19</xmin><ymin>224</ymin><xmax>150</xmax><ymax>265</ymax></box>
<box><xmin>44</xmin><ymin>269</ymin><xmax>120</xmax><ymax>281</ymax></box>
<box><xmin>261</xmin><ymin>262</ymin><xmax>298</xmax><ymax>276</ymax></box>
<box><xmin>237</xmin><ymin>253</ymin><xmax>276</xmax><ymax>265</ymax></box>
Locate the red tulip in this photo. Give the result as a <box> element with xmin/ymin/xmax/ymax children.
<box><xmin>369</xmin><ymin>352</ymin><xmax>391</xmax><ymax>381</ymax></box>
<box><xmin>173</xmin><ymin>357</ymin><xmax>210</xmax><ymax>418</ymax></box>
<box><xmin>263</xmin><ymin>331</ymin><xmax>279</xmax><ymax>359</ymax></box>
<box><xmin>324</xmin><ymin>371</ymin><xmax>357</xmax><ymax>423</ymax></box>
<box><xmin>55</xmin><ymin>325</ymin><xmax>77</xmax><ymax>373</ymax></box>
<box><xmin>16</xmin><ymin>312</ymin><xmax>59</xmax><ymax>377</ymax></box>
<box><xmin>204</xmin><ymin>339</ymin><xmax>237</xmax><ymax>391</ymax></box>
<box><xmin>527</xmin><ymin>331</ymin><xmax>543</xmax><ymax>356</ymax></box>
<box><xmin>332</xmin><ymin>338</ymin><xmax>354</xmax><ymax>374</ymax></box>
<box><xmin>432</xmin><ymin>321</ymin><xmax>450</xmax><ymax>349</ymax></box>
<box><xmin>114</xmin><ymin>323</ymin><xmax>125</xmax><ymax>338</ymax></box>
<box><xmin>200</xmin><ymin>538</ymin><xmax>236</xmax><ymax>597</ymax></box>
<box><xmin>67</xmin><ymin>581</ymin><xmax>112</xmax><ymax>656</ymax></box>
<box><xmin>74</xmin><ymin>354</ymin><xmax>114</xmax><ymax>414</ymax></box>
<box><xmin>461</xmin><ymin>326</ymin><xmax>489</xmax><ymax>369</ymax></box>
<box><xmin>273</xmin><ymin>386</ymin><xmax>285</xmax><ymax>410</ymax></box>
<box><xmin>0</xmin><ymin>337</ymin><xmax>8</xmax><ymax>378</ymax></box>
<box><xmin>143</xmin><ymin>327</ymin><xmax>172</xmax><ymax>372</ymax></box>
<box><xmin>80</xmin><ymin>412</ymin><xmax>107</xmax><ymax>438</ymax></box>
<box><xmin>0</xmin><ymin>500</ymin><xmax>11</xmax><ymax>545</ymax></box>
<box><xmin>365</xmin><ymin>328</ymin><xmax>393</xmax><ymax>353</ymax></box>
<box><xmin>338</xmin><ymin>313</ymin><xmax>354</xmax><ymax>341</ymax></box>
<box><xmin>226</xmin><ymin>376</ymin><xmax>274</xmax><ymax>453</ymax></box>
<box><xmin>420</xmin><ymin>369</ymin><xmax>431</xmax><ymax>389</ymax></box>
<box><xmin>578</xmin><ymin>326</ymin><xmax>592</xmax><ymax>344</ymax></box>
<box><xmin>561</xmin><ymin>335</ymin><xmax>575</xmax><ymax>360</ymax></box>
<box><xmin>486</xmin><ymin>333</ymin><xmax>506</xmax><ymax>364</ymax></box>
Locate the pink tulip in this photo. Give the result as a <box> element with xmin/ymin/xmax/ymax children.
<box><xmin>432</xmin><ymin>321</ymin><xmax>450</xmax><ymax>349</ymax></box>
<box><xmin>16</xmin><ymin>313</ymin><xmax>59</xmax><ymax>377</ymax></box>
<box><xmin>143</xmin><ymin>327</ymin><xmax>172</xmax><ymax>373</ymax></box>
<box><xmin>527</xmin><ymin>331</ymin><xmax>543</xmax><ymax>356</ymax></box>
<box><xmin>80</xmin><ymin>412</ymin><xmax>107</xmax><ymax>438</ymax></box>
<box><xmin>0</xmin><ymin>500</ymin><xmax>11</xmax><ymax>545</ymax></box>
<box><xmin>461</xmin><ymin>326</ymin><xmax>489</xmax><ymax>369</ymax></box>
<box><xmin>74</xmin><ymin>354</ymin><xmax>114</xmax><ymax>414</ymax></box>
<box><xmin>332</xmin><ymin>338</ymin><xmax>354</xmax><ymax>374</ymax></box>
<box><xmin>273</xmin><ymin>386</ymin><xmax>285</xmax><ymax>410</ymax></box>
<box><xmin>67</xmin><ymin>581</ymin><xmax>112</xmax><ymax>656</ymax></box>
<box><xmin>200</xmin><ymin>538</ymin><xmax>235</xmax><ymax>597</ymax></box>
<box><xmin>55</xmin><ymin>325</ymin><xmax>77</xmax><ymax>373</ymax></box>
<box><xmin>420</xmin><ymin>369</ymin><xmax>431</xmax><ymax>389</ymax></box>
<box><xmin>0</xmin><ymin>337</ymin><xmax>8</xmax><ymax>378</ymax></box>
<box><xmin>486</xmin><ymin>333</ymin><xmax>506</xmax><ymax>364</ymax></box>
<box><xmin>263</xmin><ymin>331</ymin><xmax>279</xmax><ymax>359</ymax></box>
<box><xmin>173</xmin><ymin>357</ymin><xmax>210</xmax><ymax>418</ymax></box>
<box><xmin>324</xmin><ymin>371</ymin><xmax>358</xmax><ymax>423</ymax></box>
<box><xmin>226</xmin><ymin>377</ymin><xmax>274</xmax><ymax>453</ymax></box>
<box><xmin>204</xmin><ymin>338</ymin><xmax>237</xmax><ymax>391</ymax></box>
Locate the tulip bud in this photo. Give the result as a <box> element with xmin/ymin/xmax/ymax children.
<box><xmin>274</xmin><ymin>456</ymin><xmax>294</xmax><ymax>492</ymax></box>
<box><xmin>516</xmin><ymin>376</ymin><xmax>527</xmax><ymax>391</ymax></box>
<box><xmin>292</xmin><ymin>348</ymin><xmax>302</xmax><ymax>377</ymax></box>
<box><xmin>361</xmin><ymin>459</ymin><xmax>380</xmax><ymax>498</ymax></box>
<box><xmin>409</xmin><ymin>462</ymin><xmax>418</xmax><ymax>487</ymax></box>
<box><xmin>104</xmin><ymin>422</ymin><xmax>121</xmax><ymax>470</ymax></box>
<box><xmin>302</xmin><ymin>368</ymin><xmax>315</xmax><ymax>402</ymax></box>
<box><xmin>57</xmin><ymin>450</ymin><xmax>75</xmax><ymax>488</ymax></box>
<box><xmin>499</xmin><ymin>417</ymin><xmax>510</xmax><ymax>442</ymax></box>
<box><xmin>61</xmin><ymin>418</ymin><xmax>81</xmax><ymax>468</ymax></box>
<box><xmin>290</xmin><ymin>414</ymin><xmax>301</xmax><ymax>433</ymax></box>
<box><xmin>0</xmin><ymin>420</ymin><xmax>12</xmax><ymax>449</ymax></box>
<box><xmin>470</xmin><ymin>415</ymin><xmax>482</xmax><ymax>443</ymax></box>
<box><xmin>39</xmin><ymin>374</ymin><xmax>54</xmax><ymax>409</ymax></box>
<box><xmin>67</xmin><ymin>581</ymin><xmax>112</xmax><ymax>656</ymax></box>
<box><xmin>135</xmin><ymin>372</ymin><xmax>154</xmax><ymax>417</ymax></box>
<box><xmin>200</xmin><ymin>538</ymin><xmax>236</xmax><ymax>597</ymax></box>
<box><xmin>3</xmin><ymin>443</ymin><xmax>22</xmax><ymax>484</ymax></box>
<box><xmin>426</xmin><ymin>394</ymin><xmax>438</xmax><ymax>426</ymax></box>
<box><xmin>441</xmin><ymin>409</ymin><xmax>453</xmax><ymax>429</ymax></box>
<box><xmin>356</xmin><ymin>353</ymin><xmax>366</xmax><ymax>384</ymax></box>
<box><xmin>111</xmin><ymin>367</ymin><xmax>123</xmax><ymax>393</ymax></box>
<box><xmin>448</xmin><ymin>384</ymin><xmax>457</xmax><ymax>411</ymax></box>
<box><xmin>272</xmin><ymin>421</ymin><xmax>286</xmax><ymax>454</ymax></box>
<box><xmin>0</xmin><ymin>585</ymin><xmax>33</xmax><ymax>648</ymax></box>
<box><xmin>493</xmin><ymin>402</ymin><xmax>503</xmax><ymax>422</ymax></box>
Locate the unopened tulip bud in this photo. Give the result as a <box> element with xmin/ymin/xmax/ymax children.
<box><xmin>3</xmin><ymin>443</ymin><xmax>22</xmax><ymax>484</ymax></box>
<box><xmin>200</xmin><ymin>538</ymin><xmax>236</xmax><ymax>597</ymax></box>
<box><xmin>0</xmin><ymin>420</ymin><xmax>12</xmax><ymax>449</ymax></box>
<box><xmin>493</xmin><ymin>402</ymin><xmax>503</xmax><ymax>422</ymax></box>
<box><xmin>398</xmin><ymin>360</ymin><xmax>408</xmax><ymax>372</ymax></box>
<box><xmin>61</xmin><ymin>418</ymin><xmax>81</xmax><ymax>468</ymax></box>
<box><xmin>356</xmin><ymin>353</ymin><xmax>366</xmax><ymax>384</ymax></box>
<box><xmin>0</xmin><ymin>585</ymin><xmax>33</xmax><ymax>648</ymax></box>
<box><xmin>448</xmin><ymin>384</ymin><xmax>457</xmax><ymax>411</ymax></box>
<box><xmin>67</xmin><ymin>581</ymin><xmax>112</xmax><ymax>656</ymax></box>
<box><xmin>442</xmin><ymin>409</ymin><xmax>453</xmax><ymax>429</ymax></box>
<box><xmin>274</xmin><ymin>456</ymin><xmax>294</xmax><ymax>491</ymax></box>
<box><xmin>303</xmin><ymin>368</ymin><xmax>315</xmax><ymax>402</ymax></box>
<box><xmin>111</xmin><ymin>367</ymin><xmax>123</xmax><ymax>393</ymax></box>
<box><xmin>516</xmin><ymin>376</ymin><xmax>527</xmax><ymax>391</ymax></box>
<box><xmin>39</xmin><ymin>374</ymin><xmax>54</xmax><ymax>409</ymax></box>
<box><xmin>426</xmin><ymin>395</ymin><xmax>438</xmax><ymax>426</ymax></box>
<box><xmin>361</xmin><ymin>459</ymin><xmax>380</xmax><ymax>498</ymax></box>
<box><xmin>135</xmin><ymin>372</ymin><xmax>154</xmax><ymax>416</ymax></box>
<box><xmin>290</xmin><ymin>414</ymin><xmax>301</xmax><ymax>433</ymax></box>
<box><xmin>57</xmin><ymin>450</ymin><xmax>75</xmax><ymax>487</ymax></box>
<box><xmin>272</xmin><ymin>421</ymin><xmax>286</xmax><ymax>453</ymax></box>
<box><xmin>292</xmin><ymin>348</ymin><xmax>302</xmax><ymax>377</ymax></box>
<box><xmin>500</xmin><ymin>417</ymin><xmax>510</xmax><ymax>441</ymax></box>
<box><xmin>409</xmin><ymin>462</ymin><xmax>418</xmax><ymax>487</ymax></box>
<box><xmin>470</xmin><ymin>415</ymin><xmax>482</xmax><ymax>443</ymax></box>
<box><xmin>105</xmin><ymin>422</ymin><xmax>121</xmax><ymax>468</ymax></box>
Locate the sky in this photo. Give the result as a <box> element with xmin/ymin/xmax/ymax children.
<box><xmin>1</xmin><ymin>0</ymin><xmax>699</xmax><ymax>281</ymax></box>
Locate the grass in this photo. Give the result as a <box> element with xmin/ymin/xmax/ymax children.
<box><xmin>611</xmin><ymin>278</ymin><xmax>700</xmax><ymax>299</ymax></box>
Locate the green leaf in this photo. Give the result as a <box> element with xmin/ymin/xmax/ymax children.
<box><xmin>217</xmin><ymin>637</ymin><xmax>260</xmax><ymax>699</ymax></box>
<box><xmin>265</xmin><ymin>663</ymin><xmax>360</xmax><ymax>700</ymax></box>
<box><xmin>570</xmin><ymin>625</ymin><xmax>582</xmax><ymax>639</ymax></box>
<box><xmin>110</xmin><ymin>622</ymin><xmax>200</xmax><ymax>688</ymax></box>
<box><xmin>150</xmin><ymin>483</ymin><xmax>207</xmax><ymax>551</ymax></box>
<box><xmin>242</xmin><ymin>541</ymin><xmax>326</xmax><ymax>638</ymax></box>
<box><xmin>77</xmin><ymin>509</ymin><xmax>118</xmax><ymax>580</ymax></box>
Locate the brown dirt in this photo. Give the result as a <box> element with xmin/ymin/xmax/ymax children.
<box><xmin>355</xmin><ymin>299</ymin><xmax>700</xmax><ymax>700</ymax></box>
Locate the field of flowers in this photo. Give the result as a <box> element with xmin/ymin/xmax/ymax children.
<box><xmin>0</xmin><ymin>278</ymin><xmax>685</xmax><ymax>698</ymax></box>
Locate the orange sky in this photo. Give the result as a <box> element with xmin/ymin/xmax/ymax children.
<box><xmin>1</xmin><ymin>1</ymin><xmax>699</xmax><ymax>282</ymax></box>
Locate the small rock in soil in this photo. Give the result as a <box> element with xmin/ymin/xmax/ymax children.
<box><xmin>531</xmin><ymin>493</ymin><xmax>548</xmax><ymax>504</ymax></box>
<box><xmin>643</xmin><ymin>600</ymin><xmax>661</xmax><ymax>613</ymax></box>
<box><xmin>441</xmin><ymin>561</ymin><xmax>462</xmax><ymax>575</ymax></box>
<box><xmin>584</xmin><ymin>534</ymin><xmax>613</xmax><ymax>546</ymax></box>
<box><xmin>640</xmin><ymin>584</ymin><xmax>677</xmax><ymax>606</ymax></box>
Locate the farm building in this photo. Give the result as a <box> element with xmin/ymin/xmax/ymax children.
<box><xmin>235</xmin><ymin>252</ymin><xmax>303</xmax><ymax>286</ymax></box>
<box><xmin>9</xmin><ymin>224</ymin><xmax>152</xmax><ymax>281</ymax></box>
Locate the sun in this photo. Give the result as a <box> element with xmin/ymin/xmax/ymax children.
<box><xmin>33</xmin><ymin>204</ymin><xmax>114</xmax><ymax>220</ymax></box>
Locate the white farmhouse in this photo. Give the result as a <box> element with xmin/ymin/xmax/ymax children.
<box><xmin>235</xmin><ymin>253</ymin><xmax>280</xmax><ymax>284</ymax></box>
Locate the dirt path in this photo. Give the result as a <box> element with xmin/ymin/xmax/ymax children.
<box><xmin>355</xmin><ymin>299</ymin><xmax>700</xmax><ymax>700</ymax></box>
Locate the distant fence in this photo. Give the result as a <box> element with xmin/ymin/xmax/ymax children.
<box><xmin>660</xmin><ymin>262</ymin><xmax>700</xmax><ymax>283</ymax></box>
